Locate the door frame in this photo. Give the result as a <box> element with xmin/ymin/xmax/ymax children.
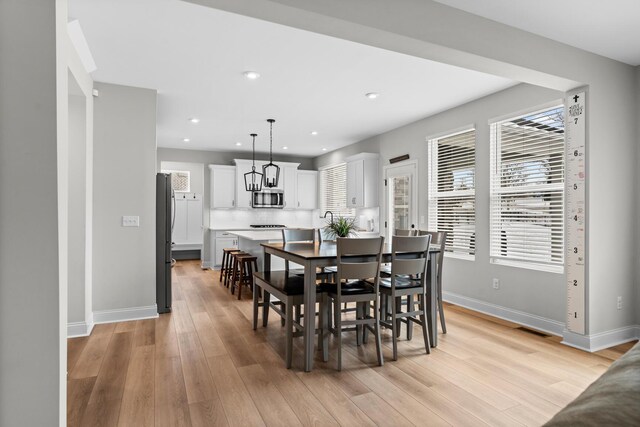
<box><xmin>383</xmin><ymin>159</ymin><xmax>418</xmax><ymax>240</ymax></box>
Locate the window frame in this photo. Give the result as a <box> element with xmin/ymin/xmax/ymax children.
<box><xmin>162</xmin><ymin>169</ymin><xmax>191</xmax><ymax>193</ymax></box>
<box><xmin>489</xmin><ymin>103</ymin><xmax>565</xmax><ymax>274</ymax></box>
<box><xmin>318</xmin><ymin>162</ymin><xmax>355</xmax><ymax>218</ymax></box>
<box><xmin>427</xmin><ymin>126</ymin><xmax>477</xmax><ymax>261</ymax></box>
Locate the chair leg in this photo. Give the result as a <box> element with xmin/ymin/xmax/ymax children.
<box><xmin>262</xmin><ymin>290</ymin><xmax>270</xmax><ymax>327</ymax></box>
<box><xmin>322</xmin><ymin>295</ymin><xmax>329</xmax><ymax>362</ymax></box>
<box><xmin>395</xmin><ymin>297</ymin><xmax>402</xmax><ymax>338</ymax></box>
<box><xmin>407</xmin><ymin>295</ymin><xmax>414</xmax><ymax>340</ymax></box>
<box><xmin>391</xmin><ymin>295</ymin><xmax>399</xmax><ymax>361</ymax></box>
<box><xmin>363</xmin><ymin>301</ymin><xmax>370</xmax><ymax>344</ymax></box>
<box><xmin>373</xmin><ymin>298</ymin><xmax>383</xmax><ymax>366</ymax></box>
<box><xmin>356</xmin><ymin>302</ymin><xmax>362</xmax><ymax>346</ymax></box>
<box><xmin>237</xmin><ymin>261</ymin><xmax>245</xmax><ymax>300</ymax></box>
<box><xmin>419</xmin><ymin>292</ymin><xmax>431</xmax><ymax>354</ymax></box>
<box><xmin>295</xmin><ymin>304</ymin><xmax>301</xmax><ymax>324</ymax></box>
<box><xmin>219</xmin><ymin>251</ymin><xmax>226</xmax><ymax>282</ymax></box>
<box><xmin>285</xmin><ymin>298</ymin><xmax>293</xmax><ymax>369</ymax></box>
<box><xmin>230</xmin><ymin>257</ymin><xmax>238</xmax><ymax>295</ymax></box>
<box><xmin>252</xmin><ymin>282</ymin><xmax>259</xmax><ymax>330</ymax></box>
<box><xmin>438</xmin><ymin>280</ymin><xmax>447</xmax><ymax>334</ymax></box>
<box><xmin>335</xmin><ymin>298</ymin><xmax>342</xmax><ymax>371</ymax></box>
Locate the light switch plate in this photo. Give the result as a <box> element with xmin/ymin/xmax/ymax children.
<box><xmin>122</xmin><ymin>215</ymin><xmax>140</xmax><ymax>227</ymax></box>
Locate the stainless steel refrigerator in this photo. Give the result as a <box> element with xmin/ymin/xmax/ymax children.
<box><xmin>156</xmin><ymin>173</ymin><xmax>172</xmax><ymax>313</ymax></box>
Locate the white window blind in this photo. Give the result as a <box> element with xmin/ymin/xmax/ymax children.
<box><xmin>428</xmin><ymin>129</ymin><xmax>476</xmax><ymax>257</ymax></box>
<box><xmin>490</xmin><ymin>105</ymin><xmax>565</xmax><ymax>270</ymax></box>
<box><xmin>319</xmin><ymin>163</ymin><xmax>355</xmax><ymax>217</ymax></box>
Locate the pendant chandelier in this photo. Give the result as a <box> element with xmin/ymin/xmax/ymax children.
<box><xmin>243</xmin><ymin>133</ymin><xmax>263</xmax><ymax>192</ymax></box>
<box><xmin>262</xmin><ymin>119</ymin><xmax>280</xmax><ymax>188</ymax></box>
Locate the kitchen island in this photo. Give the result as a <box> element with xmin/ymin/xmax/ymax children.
<box><xmin>228</xmin><ymin>230</ymin><xmax>285</xmax><ymax>271</ymax></box>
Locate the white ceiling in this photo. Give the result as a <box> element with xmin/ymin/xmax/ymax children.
<box><xmin>69</xmin><ymin>0</ymin><xmax>517</xmax><ymax>157</ymax></box>
<box><xmin>434</xmin><ymin>0</ymin><xmax>640</xmax><ymax>66</ymax></box>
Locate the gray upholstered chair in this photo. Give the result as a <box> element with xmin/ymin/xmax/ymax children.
<box><xmin>378</xmin><ymin>234</ymin><xmax>432</xmax><ymax>360</ymax></box>
<box><xmin>323</xmin><ymin>236</ymin><xmax>385</xmax><ymax>370</ymax></box>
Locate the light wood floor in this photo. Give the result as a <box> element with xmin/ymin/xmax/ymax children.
<box><xmin>67</xmin><ymin>260</ymin><xmax>636</xmax><ymax>427</ymax></box>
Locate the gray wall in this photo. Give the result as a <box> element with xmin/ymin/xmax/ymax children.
<box><xmin>0</xmin><ymin>1</ymin><xmax>61</xmax><ymax>424</ymax></box>
<box><xmin>93</xmin><ymin>82</ymin><xmax>158</xmax><ymax>312</ymax></box>
<box><xmin>637</xmin><ymin>65</ymin><xmax>640</xmax><ymax>326</ymax></box>
<box><xmin>157</xmin><ymin>148</ymin><xmax>314</xmax><ymax>263</ymax></box>
<box><xmin>68</xmin><ymin>89</ymin><xmax>87</xmax><ymax>323</ymax></box>
<box><xmin>316</xmin><ymin>83</ymin><xmax>569</xmax><ymax>324</ymax></box>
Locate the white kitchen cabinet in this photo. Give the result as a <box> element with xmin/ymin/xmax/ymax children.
<box><xmin>186</xmin><ymin>194</ymin><xmax>203</xmax><ymax>243</ymax></box>
<box><xmin>209</xmin><ymin>165</ymin><xmax>236</xmax><ymax>208</ymax></box>
<box><xmin>283</xmin><ymin>166</ymin><xmax>298</xmax><ymax>209</ymax></box>
<box><xmin>212</xmin><ymin>231</ymin><xmax>238</xmax><ymax>267</ymax></box>
<box><xmin>346</xmin><ymin>153</ymin><xmax>379</xmax><ymax>208</ymax></box>
<box><xmin>296</xmin><ymin>170</ymin><xmax>318</xmax><ymax>209</ymax></box>
<box><xmin>172</xmin><ymin>192</ymin><xmax>202</xmax><ymax>248</ymax></box>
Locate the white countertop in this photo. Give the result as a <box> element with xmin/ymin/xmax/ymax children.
<box><xmin>227</xmin><ymin>230</ymin><xmax>284</xmax><ymax>241</ymax></box>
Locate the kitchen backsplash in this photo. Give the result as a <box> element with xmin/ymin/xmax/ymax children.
<box><xmin>210</xmin><ymin>207</ymin><xmax>379</xmax><ymax>232</ymax></box>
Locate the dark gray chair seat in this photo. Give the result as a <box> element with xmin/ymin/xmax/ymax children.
<box><xmin>323</xmin><ymin>280</ymin><xmax>375</xmax><ymax>295</ymax></box>
<box><xmin>253</xmin><ymin>271</ymin><xmax>305</xmax><ymax>295</ymax></box>
<box><xmin>379</xmin><ymin>277</ymin><xmax>421</xmax><ymax>289</ymax></box>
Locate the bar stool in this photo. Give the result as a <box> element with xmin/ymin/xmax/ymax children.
<box><xmin>222</xmin><ymin>249</ymin><xmax>244</xmax><ymax>288</ymax></box>
<box><xmin>230</xmin><ymin>254</ymin><xmax>258</xmax><ymax>300</ymax></box>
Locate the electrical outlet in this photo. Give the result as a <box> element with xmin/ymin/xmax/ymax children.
<box><xmin>492</xmin><ymin>278</ymin><xmax>500</xmax><ymax>289</ymax></box>
<box><xmin>122</xmin><ymin>215</ymin><xmax>140</xmax><ymax>227</ymax></box>
<box><xmin>617</xmin><ymin>296</ymin><xmax>622</xmax><ymax>310</ymax></box>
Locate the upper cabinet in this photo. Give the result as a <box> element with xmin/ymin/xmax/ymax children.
<box><xmin>209</xmin><ymin>165</ymin><xmax>236</xmax><ymax>208</ymax></box>
<box><xmin>346</xmin><ymin>153</ymin><xmax>379</xmax><ymax>208</ymax></box>
<box><xmin>296</xmin><ymin>170</ymin><xmax>318</xmax><ymax>210</ymax></box>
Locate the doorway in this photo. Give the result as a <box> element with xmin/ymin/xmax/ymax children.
<box><xmin>384</xmin><ymin>161</ymin><xmax>418</xmax><ymax>240</ymax></box>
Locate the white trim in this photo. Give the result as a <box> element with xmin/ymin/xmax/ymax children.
<box><xmin>202</xmin><ymin>261</ymin><xmax>211</xmax><ymax>269</ymax></box>
<box><xmin>444</xmin><ymin>252</ymin><xmax>475</xmax><ymax>261</ymax></box>
<box><xmin>487</xmin><ymin>99</ymin><xmax>564</xmax><ymax>124</ymax></box>
<box><xmin>424</xmin><ymin>124</ymin><xmax>476</xmax><ymax>142</ymax></box>
<box><xmin>562</xmin><ymin>325</ymin><xmax>640</xmax><ymax>352</ymax></box>
<box><xmin>93</xmin><ymin>304</ymin><xmax>158</xmax><ymax>324</ymax></box>
<box><xmin>443</xmin><ymin>291</ymin><xmax>565</xmax><ymax>336</ymax></box>
<box><xmin>490</xmin><ymin>257</ymin><xmax>564</xmax><ymax>274</ymax></box>
<box><xmin>67</xmin><ymin>321</ymin><xmax>94</xmax><ymax>338</ymax></box>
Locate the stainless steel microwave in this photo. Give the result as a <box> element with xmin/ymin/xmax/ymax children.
<box><xmin>251</xmin><ymin>190</ymin><xmax>285</xmax><ymax>209</ymax></box>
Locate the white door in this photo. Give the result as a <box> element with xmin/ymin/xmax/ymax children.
<box><xmin>296</xmin><ymin>171</ymin><xmax>318</xmax><ymax>209</ymax></box>
<box><xmin>173</xmin><ymin>194</ymin><xmax>188</xmax><ymax>243</ymax></box>
<box><xmin>384</xmin><ymin>161</ymin><xmax>418</xmax><ymax>240</ymax></box>
<box><xmin>211</xmin><ymin>166</ymin><xmax>236</xmax><ymax>208</ymax></box>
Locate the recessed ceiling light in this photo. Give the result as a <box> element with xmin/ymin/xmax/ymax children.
<box><xmin>365</xmin><ymin>92</ymin><xmax>380</xmax><ymax>99</ymax></box>
<box><xmin>182</xmin><ymin>138</ymin><xmax>190</xmax><ymax>143</ymax></box>
<box><xmin>243</xmin><ymin>71</ymin><xmax>260</xmax><ymax>80</ymax></box>
<box><xmin>310</xmin><ymin>131</ymin><xmax>318</xmax><ymax>136</ymax></box>
<box><xmin>282</xmin><ymin>146</ymin><xmax>288</xmax><ymax>150</ymax></box>
<box><xmin>188</xmin><ymin>118</ymin><xmax>199</xmax><ymax>124</ymax></box>
<box><xmin>322</xmin><ymin>147</ymin><xmax>327</xmax><ymax>151</ymax></box>
<box><xmin>235</xmin><ymin>142</ymin><xmax>242</xmax><ymax>146</ymax></box>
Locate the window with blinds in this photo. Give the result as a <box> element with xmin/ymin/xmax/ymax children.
<box><xmin>428</xmin><ymin>128</ymin><xmax>476</xmax><ymax>258</ymax></box>
<box><xmin>319</xmin><ymin>163</ymin><xmax>355</xmax><ymax>217</ymax></box>
<box><xmin>163</xmin><ymin>170</ymin><xmax>190</xmax><ymax>193</ymax></box>
<box><xmin>489</xmin><ymin>105</ymin><xmax>565</xmax><ymax>271</ymax></box>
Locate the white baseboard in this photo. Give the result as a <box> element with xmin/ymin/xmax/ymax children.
<box><xmin>93</xmin><ymin>304</ymin><xmax>158</xmax><ymax>325</ymax></box>
<box><xmin>201</xmin><ymin>261</ymin><xmax>211</xmax><ymax>269</ymax></box>
<box><xmin>442</xmin><ymin>291</ymin><xmax>565</xmax><ymax>336</ymax></box>
<box><xmin>67</xmin><ymin>321</ymin><xmax>94</xmax><ymax>338</ymax></box>
<box><xmin>562</xmin><ymin>325</ymin><xmax>640</xmax><ymax>352</ymax></box>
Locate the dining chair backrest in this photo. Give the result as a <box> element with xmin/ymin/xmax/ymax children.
<box><xmin>282</xmin><ymin>228</ymin><xmax>317</xmax><ymax>244</ymax></box>
<box><xmin>417</xmin><ymin>230</ymin><xmax>447</xmax><ymax>275</ymax></box>
<box><xmin>336</xmin><ymin>237</ymin><xmax>384</xmax><ymax>284</ymax></box>
<box><xmin>390</xmin><ymin>235</ymin><xmax>431</xmax><ymax>286</ymax></box>
<box><xmin>395</xmin><ymin>228</ymin><xmax>416</xmax><ymax>237</ymax></box>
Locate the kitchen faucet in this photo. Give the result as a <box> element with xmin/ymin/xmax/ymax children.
<box><xmin>323</xmin><ymin>210</ymin><xmax>334</xmax><ymax>223</ymax></box>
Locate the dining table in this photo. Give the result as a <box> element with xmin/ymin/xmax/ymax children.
<box><xmin>261</xmin><ymin>240</ymin><xmax>442</xmax><ymax>372</ymax></box>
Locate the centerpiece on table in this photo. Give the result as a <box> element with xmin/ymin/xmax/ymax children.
<box><xmin>323</xmin><ymin>216</ymin><xmax>358</xmax><ymax>239</ymax></box>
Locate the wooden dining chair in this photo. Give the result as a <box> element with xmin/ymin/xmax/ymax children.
<box><xmin>252</xmin><ymin>270</ymin><xmax>328</xmax><ymax>368</ymax></box>
<box><xmin>417</xmin><ymin>230</ymin><xmax>448</xmax><ymax>334</ymax></box>
<box><xmin>323</xmin><ymin>236</ymin><xmax>385</xmax><ymax>370</ymax></box>
<box><xmin>281</xmin><ymin>228</ymin><xmax>333</xmax><ymax>324</ymax></box>
<box><xmin>378</xmin><ymin>234</ymin><xmax>432</xmax><ymax>360</ymax></box>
